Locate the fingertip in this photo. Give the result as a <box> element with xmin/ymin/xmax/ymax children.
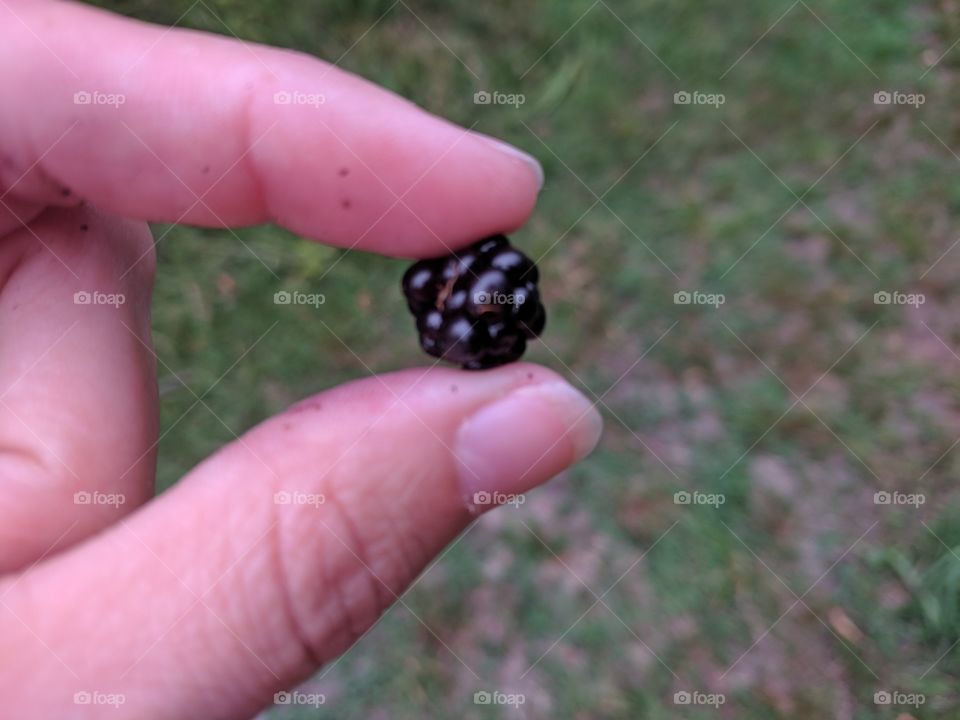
<box><xmin>471</xmin><ymin>131</ymin><xmax>544</xmax><ymax>192</ymax></box>
<box><xmin>455</xmin><ymin>378</ymin><xmax>602</xmax><ymax>511</ymax></box>
<box><xmin>248</xmin><ymin>68</ymin><xmax>543</xmax><ymax>256</ymax></box>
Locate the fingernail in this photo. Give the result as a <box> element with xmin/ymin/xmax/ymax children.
<box><xmin>475</xmin><ymin>133</ymin><xmax>544</xmax><ymax>190</ymax></box>
<box><xmin>455</xmin><ymin>381</ymin><xmax>602</xmax><ymax>511</ymax></box>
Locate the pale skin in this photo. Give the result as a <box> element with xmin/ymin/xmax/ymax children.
<box><xmin>0</xmin><ymin>1</ymin><xmax>603</xmax><ymax>718</ymax></box>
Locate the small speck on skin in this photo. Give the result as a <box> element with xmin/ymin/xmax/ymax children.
<box><xmin>338</xmin><ymin>167</ymin><xmax>349</xmax><ymax>177</ymax></box>
<box><xmin>202</xmin><ymin>165</ymin><xmax>211</xmax><ymax>175</ymax></box>
<box><xmin>451</xmin><ymin>384</ymin><xmax>458</xmax><ymax>393</ymax></box>
<box><xmin>60</xmin><ymin>187</ymin><xmax>71</xmax><ymax>197</ymax></box>
<box><xmin>526</xmin><ymin>372</ymin><xmax>534</xmax><ymax>380</ymax></box>
<box><xmin>282</xmin><ymin>422</ymin><xmax>292</xmax><ymax>431</ymax></box>
<box><xmin>79</xmin><ymin>224</ymin><xmax>89</xmax><ymax>232</ymax></box>
<box><xmin>341</xmin><ymin>199</ymin><xmax>352</xmax><ymax>209</ymax></box>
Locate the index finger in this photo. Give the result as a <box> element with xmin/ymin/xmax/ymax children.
<box><xmin>0</xmin><ymin>0</ymin><xmax>543</xmax><ymax>256</ymax></box>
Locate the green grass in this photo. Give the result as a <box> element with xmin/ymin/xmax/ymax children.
<box><xmin>91</xmin><ymin>0</ymin><xmax>960</xmax><ymax>716</ymax></box>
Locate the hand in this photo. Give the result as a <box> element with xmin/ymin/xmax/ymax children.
<box><xmin>0</xmin><ymin>2</ymin><xmax>603</xmax><ymax>718</ymax></box>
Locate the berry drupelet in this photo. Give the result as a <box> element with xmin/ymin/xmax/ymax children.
<box><xmin>402</xmin><ymin>235</ymin><xmax>545</xmax><ymax>370</ymax></box>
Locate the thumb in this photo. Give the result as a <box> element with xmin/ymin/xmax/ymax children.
<box><xmin>0</xmin><ymin>364</ymin><xmax>601</xmax><ymax>720</ymax></box>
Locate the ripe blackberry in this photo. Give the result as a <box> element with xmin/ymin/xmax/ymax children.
<box><xmin>402</xmin><ymin>235</ymin><xmax>545</xmax><ymax>370</ymax></box>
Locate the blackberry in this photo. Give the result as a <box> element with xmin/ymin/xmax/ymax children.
<box><xmin>402</xmin><ymin>235</ymin><xmax>545</xmax><ymax>370</ymax></box>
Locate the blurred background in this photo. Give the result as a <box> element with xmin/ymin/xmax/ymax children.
<box><xmin>89</xmin><ymin>0</ymin><xmax>960</xmax><ymax>717</ymax></box>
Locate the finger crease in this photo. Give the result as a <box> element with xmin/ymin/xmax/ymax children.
<box><xmin>268</xmin><ymin>505</ymin><xmax>325</xmax><ymax>670</ymax></box>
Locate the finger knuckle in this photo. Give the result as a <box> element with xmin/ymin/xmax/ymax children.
<box><xmin>272</xmin><ymin>473</ymin><xmax>423</xmax><ymax>664</ymax></box>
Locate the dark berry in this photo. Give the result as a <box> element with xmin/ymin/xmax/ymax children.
<box><xmin>445</xmin><ymin>288</ymin><xmax>469</xmax><ymax>312</ymax></box>
<box><xmin>439</xmin><ymin>315</ymin><xmax>484</xmax><ymax>365</ymax></box>
<box><xmin>520</xmin><ymin>303</ymin><xmax>546</xmax><ymax>338</ymax></box>
<box><xmin>417</xmin><ymin>310</ymin><xmax>444</xmax><ymax>356</ymax></box>
<box><xmin>402</xmin><ymin>259</ymin><xmax>442</xmax><ymax>313</ymax></box>
<box><xmin>490</xmin><ymin>249</ymin><xmax>538</xmax><ymax>283</ymax></box>
<box><xmin>470</xmin><ymin>270</ymin><xmax>512</xmax><ymax>314</ymax></box>
<box><xmin>442</xmin><ymin>251</ymin><xmax>478</xmax><ymax>281</ymax></box>
<box><xmin>401</xmin><ymin>235</ymin><xmax>545</xmax><ymax>369</ymax></box>
<box><xmin>511</xmin><ymin>282</ymin><xmax>540</xmax><ymax>323</ymax></box>
<box><xmin>476</xmin><ymin>235</ymin><xmax>508</xmax><ymax>254</ymax></box>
